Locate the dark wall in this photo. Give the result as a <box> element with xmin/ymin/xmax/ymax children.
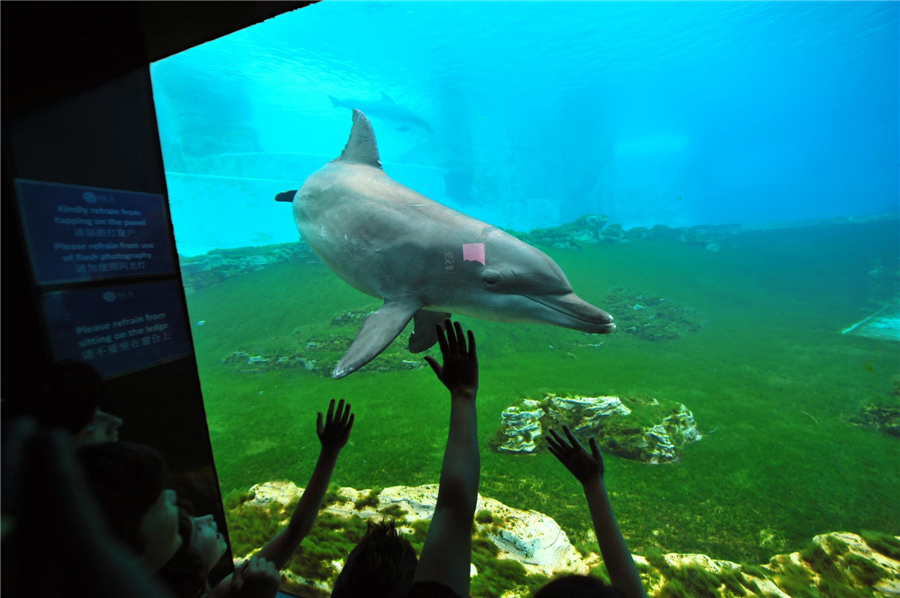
<box><xmin>2</xmin><ymin>0</ymin><xmax>311</xmax><ymax>587</ymax></box>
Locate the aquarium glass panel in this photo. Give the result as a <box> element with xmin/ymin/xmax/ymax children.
<box><xmin>150</xmin><ymin>2</ymin><xmax>899</xmax><ymax>596</ymax></box>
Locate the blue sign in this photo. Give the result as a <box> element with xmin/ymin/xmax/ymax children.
<box><xmin>14</xmin><ymin>179</ymin><xmax>175</xmax><ymax>284</ymax></box>
<box><xmin>42</xmin><ymin>281</ymin><xmax>193</xmax><ymax>378</ymax></box>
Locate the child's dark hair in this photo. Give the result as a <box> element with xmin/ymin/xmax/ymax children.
<box><xmin>156</xmin><ymin>499</ymin><xmax>208</xmax><ymax>598</ymax></box>
<box><xmin>77</xmin><ymin>441</ymin><xmax>166</xmax><ymax>551</ymax></box>
<box><xmin>4</xmin><ymin>360</ymin><xmax>104</xmax><ymax>433</ymax></box>
<box><xmin>331</xmin><ymin>519</ymin><xmax>418</xmax><ymax>598</ymax></box>
<box><xmin>534</xmin><ymin>575</ymin><xmax>629</xmax><ymax>598</ymax></box>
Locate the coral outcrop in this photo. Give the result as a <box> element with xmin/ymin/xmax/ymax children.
<box><xmin>602</xmin><ymin>287</ymin><xmax>708</xmax><ymax>341</ymax></box>
<box><xmin>492</xmin><ymin>393</ymin><xmax>701</xmax><ymax>464</ymax></box>
<box><xmin>179</xmin><ymin>242</ymin><xmax>317</xmax><ymax>294</ymax></box>
<box><xmin>852</xmin><ymin>377</ymin><xmax>900</xmax><ymax>438</ymax></box>
<box><xmin>227</xmin><ymin>481</ymin><xmax>900</xmax><ymax>598</ymax></box>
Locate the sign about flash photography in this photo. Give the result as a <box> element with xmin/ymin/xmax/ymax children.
<box><xmin>42</xmin><ymin>281</ymin><xmax>193</xmax><ymax>378</ymax></box>
<box><xmin>14</xmin><ymin>179</ymin><xmax>175</xmax><ymax>284</ymax></box>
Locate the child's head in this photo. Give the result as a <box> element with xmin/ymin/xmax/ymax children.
<box><xmin>157</xmin><ymin>500</ymin><xmax>228</xmax><ymax>598</ymax></box>
<box><xmin>331</xmin><ymin>519</ymin><xmax>418</xmax><ymax>598</ymax></box>
<box><xmin>534</xmin><ymin>575</ymin><xmax>629</xmax><ymax>598</ymax></box>
<box><xmin>5</xmin><ymin>360</ymin><xmax>122</xmax><ymax>445</ymax></box>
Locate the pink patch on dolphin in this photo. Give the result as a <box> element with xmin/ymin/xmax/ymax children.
<box><xmin>463</xmin><ymin>243</ymin><xmax>486</xmax><ymax>265</ymax></box>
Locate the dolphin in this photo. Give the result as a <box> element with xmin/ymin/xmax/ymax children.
<box><xmin>276</xmin><ymin>109</ymin><xmax>615</xmax><ymax>379</ymax></box>
<box><xmin>328</xmin><ymin>92</ymin><xmax>434</xmax><ymax>133</ymax></box>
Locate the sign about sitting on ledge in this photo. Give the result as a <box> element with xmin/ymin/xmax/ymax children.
<box><xmin>41</xmin><ymin>280</ymin><xmax>193</xmax><ymax>378</ymax></box>
<box><xmin>14</xmin><ymin>179</ymin><xmax>175</xmax><ymax>285</ymax></box>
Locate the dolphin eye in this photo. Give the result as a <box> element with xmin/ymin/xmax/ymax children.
<box><xmin>483</xmin><ymin>270</ymin><xmax>502</xmax><ymax>286</ymax></box>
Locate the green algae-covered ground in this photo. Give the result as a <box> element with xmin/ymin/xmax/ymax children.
<box><xmin>182</xmin><ymin>217</ymin><xmax>899</xmax><ymax>567</ymax></box>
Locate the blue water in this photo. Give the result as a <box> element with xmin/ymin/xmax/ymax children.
<box><xmin>150</xmin><ymin>1</ymin><xmax>898</xmax><ymax>257</ymax></box>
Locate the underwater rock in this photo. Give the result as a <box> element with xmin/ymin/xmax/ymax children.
<box><xmin>492</xmin><ymin>393</ymin><xmax>700</xmax><ymax>464</ymax></box>
<box><xmin>599</xmin><ymin>222</ymin><xmax>625</xmax><ymax>242</ymax></box>
<box><xmin>224</xmin><ymin>308</ymin><xmax>435</xmax><ymax>376</ymax></box>
<box><xmin>233</xmin><ymin>482</ymin><xmax>900</xmax><ymax>598</ymax></box>
<box><xmin>852</xmin><ymin>377</ymin><xmax>900</xmax><ymax>438</ymax></box>
<box><xmin>526</xmin><ymin>214</ymin><xmax>611</xmax><ymax>249</ymax></box>
<box><xmin>240</xmin><ymin>482</ymin><xmax>586</xmax><ymax>578</ymax></box>
<box><xmin>603</xmin><ymin>287</ymin><xmax>708</xmax><ymax>341</ymax></box>
<box><xmin>179</xmin><ymin>241</ymin><xmax>318</xmax><ymax>294</ymax></box>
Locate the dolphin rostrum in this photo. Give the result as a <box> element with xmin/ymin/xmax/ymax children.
<box><xmin>328</xmin><ymin>92</ymin><xmax>434</xmax><ymax>133</ymax></box>
<box><xmin>276</xmin><ymin>109</ymin><xmax>615</xmax><ymax>379</ymax></box>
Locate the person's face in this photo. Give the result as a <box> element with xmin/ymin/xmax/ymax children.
<box><xmin>139</xmin><ymin>489</ymin><xmax>182</xmax><ymax>571</ymax></box>
<box><xmin>192</xmin><ymin>514</ymin><xmax>228</xmax><ymax>574</ymax></box>
<box><xmin>74</xmin><ymin>409</ymin><xmax>123</xmax><ymax>445</ymax></box>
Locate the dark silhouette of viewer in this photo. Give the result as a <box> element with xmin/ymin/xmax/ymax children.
<box><xmin>2</xmin><ymin>418</ymin><xmax>177</xmax><ymax>598</ymax></box>
<box><xmin>331</xmin><ymin>318</ymin><xmax>478</xmax><ymax>598</ymax></box>
<box><xmin>537</xmin><ymin>426</ymin><xmax>648</xmax><ymax>598</ymax></box>
<box><xmin>159</xmin><ymin>398</ymin><xmax>355</xmax><ymax>598</ymax></box>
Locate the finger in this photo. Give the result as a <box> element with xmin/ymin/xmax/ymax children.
<box><xmin>346</xmin><ymin>413</ymin><xmax>355</xmax><ymax>436</ymax></box>
<box><xmin>467</xmin><ymin>329</ymin><xmax>477</xmax><ymax>360</ymax></box>
<box><xmin>340</xmin><ymin>403</ymin><xmax>352</xmax><ymax>428</ymax></box>
<box><xmin>546</xmin><ymin>437</ymin><xmax>564</xmax><ymax>454</ymax></box>
<box><xmin>563</xmin><ymin>425</ymin><xmax>586</xmax><ymax>452</ymax></box>
<box><xmin>454</xmin><ymin>321</ymin><xmax>466</xmax><ymax>354</ymax></box>
<box><xmin>232</xmin><ymin>561</ymin><xmax>246</xmax><ymax>588</ymax></box>
<box><xmin>445</xmin><ymin>319</ymin><xmax>458</xmax><ymax>353</ymax></box>
<box><xmin>336</xmin><ymin>398</ymin><xmax>346</xmax><ymax>423</ymax></box>
<box><xmin>317</xmin><ymin>412</ymin><xmax>324</xmax><ymax>436</ymax></box>
<box><xmin>589</xmin><ymin>437</ymin><xmax>602</xmax><ymax>462</ymax></box>
<box><xmin>326</xmin><ymin>399</ymin><xmax>335</xmax><ymax>427</ymax></box>
<box><xmin>424</xmin><ymin>356</ymin><xmax>441</xmax><ymax>377</ymax></box>
<box><xmin>549</xmin><ymin>428</ymin><xmax>569</xmax><ymax>449</ymax></box>
<box><xmin>436</xmin><ymin>324</ymin><xmax>449</xmax><ymax>356</ymax></box>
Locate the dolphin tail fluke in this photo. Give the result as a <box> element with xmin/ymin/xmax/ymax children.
<box><xmin>275</xmin><ymin>190</ymin><xmax>298</xmax><ymax>202</ymax></box>
<box><xmin>409</xmin><ymin>310</ymin><xmax>452</xmax><ymax>353</ymax></box>
<box><xmin>333</xmin><ymin>299</ymin><xmax>422</xmax><ymax>379</ymax></box>
<box><xmin>328</xmin><ymin>95</ymin><xmax>342</xmax><ymax>108</ymax></box>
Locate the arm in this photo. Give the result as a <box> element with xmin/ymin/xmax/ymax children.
<box><xmin>254</xmin><ymin>399</ymin><xmax>354</xmax><ymax>570</ymax></box>
<box><xmin>546</xmin><ymin>426</ymin><xmax>647</xmax><ymax>598</ymax></box>
<box><xmin>414</xmin><ymin>319</ymin><xmax>480</xmax><ymax>598</ymax></box>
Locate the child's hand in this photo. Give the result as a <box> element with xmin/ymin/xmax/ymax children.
<box><xmin>317</xmin><ymin>399</ymin><xmax>354</xmax><ymax>456</ymax></box>
<box><xmin>424</xmin><ymin>318</ymin><xmax>478</xmax><ymax>399</ymax></box>
<box><xmin>231</xmin><ymin>556</ymin><xmax>281</xmax><ymax>598</ymax></box>
<box><xmin>546</xmin><ymin>425</ymin><xmax>605</xmax><ymax>486</ymax></box>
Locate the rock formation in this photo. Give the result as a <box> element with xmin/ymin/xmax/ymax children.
<box><xmin>230</xmin><ymin>481</ymin><xmax>900</xmax><ymax>598</ymax></box>
<box><xmin>491</xmin><ymin>393</ymin><xmax>701</xmax><ymax>464</ymax></box>
<box><xmin>602</xmin><ymin>287</ymin><xmax>708</xmax><ymax>341</ymax></box>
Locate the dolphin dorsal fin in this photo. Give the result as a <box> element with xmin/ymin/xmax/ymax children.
<box><xmin>335</xmin><ymin>109</ymin><xmax>382</xmax><ymax>169</ymax></box>
<box><xmin>381</xmin><ymin>91</ymin><xmax>395</xmax><ymax>103</ymax></box>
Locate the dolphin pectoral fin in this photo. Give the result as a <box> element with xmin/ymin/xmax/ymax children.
<box><xmin>381</xmin><ymin>91</ymin><xmax>396</xmax><ymax>103</ymax></box>
<box><xmin>333</xmin><ymin>299</ymin><xmax>422</xmax><ymax>379</ymax></box>
<box><xmin>409</xmin><ymin>310</ymin><xmax>452</xmax><ymax>353</ymax></box>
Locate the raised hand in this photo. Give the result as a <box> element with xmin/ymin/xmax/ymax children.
<box><xmin>546</xmin><ymin>425</ymin><xmax>605</xmax><ymax>486</ymax></box>
<box><xmin>316</xmin><ymin>399</ymin><xmax>354</xmax><ymax>456</ymax></box>
<box><xmin>230</xmin><ymin>555</ymin><xmax>281</xmax><ymax>598</ymax></box>
<box><xmin>424</xmin><ymin>318</ymin><xmax>478</xmax><ymax>399</ymax></box>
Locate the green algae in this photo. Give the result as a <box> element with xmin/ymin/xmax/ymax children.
<box><xmin>186</xmin><ymin>217</ymin><xmax>900</xmax><ymax>576</ymax></box>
